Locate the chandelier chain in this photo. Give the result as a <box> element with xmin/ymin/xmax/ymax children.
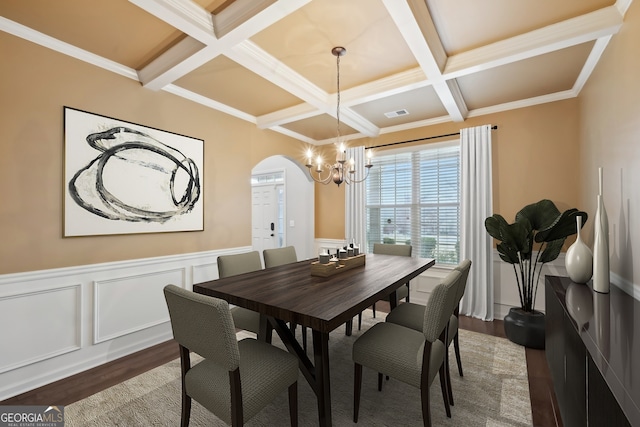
<box><xmin>336</xmin><ymin>53</ymin><xmax>341</xmax><ymax>139</ymax></box>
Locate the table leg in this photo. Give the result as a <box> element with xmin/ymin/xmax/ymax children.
<box><xmin>388</xmin><ymin>289</ymin><xmax>398</xmax><ymax>310</ymax></box>
<box><xmin>257</xmin><ymin>315</ymin><xmax>272</xmax><ymax>343</ymax></box>
<box><xmin>313</xmin><ymin>330</ymin><xmax>332</xmax><ymax>427</ymax></box>
<box><xmin>269</xmin><ymin>318</ymin><xmax>333</xmax><ymax>426</ymax></box>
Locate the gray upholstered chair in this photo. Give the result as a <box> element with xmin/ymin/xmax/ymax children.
<box><xmin>262</xmin><ymin>246</ymin><xmax>308</xmax><ymax>351</ymax></box>
<box><xmin>354</xmin><ymin>243</ymin><xmax>412</xmax><ymax>330</ymax></box>
<box><xmin>263</xmin><ymin>246</ymin><xmax>297</xmax><ymax>269</ymax></box>
<box><xmin>163</xmin><ymin>285</ymin><xmax>299</xmax><ymax>427</ymax></box>
<box><xmin>352</xmin><ymin>270</ymin><xmax>461</xmax><ymax>426</ymax></box>
<box><xmin>217</xmin><ymin>251</ymin><xmax>263</xmax><ymax>334</ymax></box>
<box><xmin>385</xmin><ymin>259</ymin><xmax>472</xmax><ymax>404</ymax></box>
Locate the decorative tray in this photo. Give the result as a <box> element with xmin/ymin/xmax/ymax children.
<box><xmin>310</xmin><ymin>253</ymin><xmax>366</xmax><ymax>277</ymax></box>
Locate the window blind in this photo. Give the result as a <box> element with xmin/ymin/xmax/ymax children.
<box><xmin>365</xmin><ymin>142</ymin><xmax>460</xmax><ymax>265</ymax></box>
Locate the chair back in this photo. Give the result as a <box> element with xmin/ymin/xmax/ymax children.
<box><xmin>373</xmin><ymin>243</ymin><xmax>412</xmax><ymax>257</ymax></box>
<box><xmin>454</xmin><ymin>259</ymin><xmax>472</xmax><ymax>304</ymax></box>
<box><xmin>263</xmin><ymin>246</ymin><xmax>297</xmax><ymax>268</ymax></box>
<box><xmin>217</xmin><ymin>251</ymin><xmax>262</xmax><ymax>278</ymax></box>
<box><xmin>163</xmin><ymin>285</ymin><xmax>240</xmax><ymax>372</ymax></box>
<box><xmin>422</xmin><ymin>270</ymin><xmax>461</xmax><ymax>343</ymax></box>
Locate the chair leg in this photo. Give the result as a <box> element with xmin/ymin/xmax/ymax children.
<box><xmin>377</xmin><ymin>372</ymin><xmax>383</xmax><ymax>391</ymax></box>
<box><xmin>354</xmin><ymin>363</ymin><xmax>363</xmax><ymax>423</ymax></box>
<box><xmin>445</xmin><ymin>346</ymin><xmax>454</xmax><ymax>406</ymax></box>
<box><xmin>372</xmin><ymin>302</ymin><xmax>376</xmax><ymax>318</ymax></box>
<box><xmin>288</xmin><ymin>382</ymin><xmax>298</xmax><ymax>427</ymax></box>
<box><xmin>345</xmin><ymin>319</ymin><xmax>353</xmax><ymax>336</ymax></box>
<box><xmin>420</xmin><ymin>379</ymin><xmax>431</xmax><ymax>427</ymax></box>
<box><xmin>438</xmin><ymin>364</ymin><xmax>451</xmax><ymax>418</ymax></box>
<box><xmin>454</xmin><ymin>334</ymin><xmax>463</xmax><ymax>376</ymax></box>
<box><xmin>358</xmin><ymin>312</ymin><xmax>362</xmax><ymax>330</ymax></box>
<box><xmin>181</xmin><ymin>393</ymin><xmax>191</xmax><ymax>427</ymax></box>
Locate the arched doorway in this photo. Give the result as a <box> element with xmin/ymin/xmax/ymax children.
<box><xmin>251</xmin><ymin>156</ymin><xmax>315</xmax><ymax>260</ymax></box>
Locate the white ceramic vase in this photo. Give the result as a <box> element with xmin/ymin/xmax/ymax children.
<box><xmin>565</xmin><ymin>216</ymin><xmax>593</xmax><ymax>283</ymax></box>
<box><xmin>593</xmin><ymin>168</ymin><xmax>610</xmax><ymax>293</ymax></box>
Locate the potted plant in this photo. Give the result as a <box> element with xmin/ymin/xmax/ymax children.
<box><xmin>485</xmin><ymin>199</ymin><xmax>587</xmax><ymax>349</ymax></box>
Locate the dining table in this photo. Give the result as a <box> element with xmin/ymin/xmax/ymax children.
<box><xmin>193</xmin><ymin>252</ymin><xmax>435</xmax><ymax>427</ymax></box>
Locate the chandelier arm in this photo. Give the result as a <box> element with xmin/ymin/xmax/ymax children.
<box><xmin>305</xmin><ymin>164</ymin><xmax>340</xmax><ymax>185</ymax></box>
<box><xmin>344</xmin><ymin>165</ymin><xmax>373</xmax><ymax>184</ymax></box>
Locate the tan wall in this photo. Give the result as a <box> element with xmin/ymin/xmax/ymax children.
<box><xmin>578</xmin><ymin>0</ymin><xmax>640</xmax><ymax>286</ymax></box>
<box><xmin>315</xmin><ymin>99</ymin><xmax>582</xmax><ymax>240</ymax></box>
<box><xmin>0</xmin><ymin>31</ymin><xmax>304</xmax><ymax>275</ymax></box>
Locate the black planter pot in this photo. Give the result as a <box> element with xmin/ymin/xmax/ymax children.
<box><xmin>503</xmin><ymin>307</ymin><xmax>545</xmax><ymax>349</ymax></box>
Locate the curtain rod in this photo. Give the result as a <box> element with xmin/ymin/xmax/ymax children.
<box><xmin>365</xmin><ymin>125</ymin><xmax>498</xmax><ymax>150</ymax></box>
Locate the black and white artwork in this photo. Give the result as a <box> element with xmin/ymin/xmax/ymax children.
<box><xmin>64</xmin><ymin>107</ymin><xmax>203</xmax><ymax>237</ymax></box>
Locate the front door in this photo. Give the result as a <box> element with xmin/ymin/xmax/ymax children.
<box><xmin>251</xmin><ymin>173</ymin><xmax>284</xmax><ymax>253</ymax></box>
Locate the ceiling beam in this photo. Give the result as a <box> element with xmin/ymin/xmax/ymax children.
<box><xmin>229</xmin><ymin>40</ymin><xmax>380</xmax><ymax>137</ymax></box>
<box><xmin>131</xmin><ymin>0</ymin><xmax>311</xmax><ymax>90</ymax></box>
<box><xmin>0</xmin><ymin>17</ymin><xmax>138</xmax><ymax>81</ymax></box>
<box><xmin>255</xmin><ymin>68</ymin><xmax>429</xmax><ymax>130</ymax></box>
<box><xmin>443</xmin><ymin>5</ymin><xmax>623</xmax><ymax>79</ymax></box>
<box><xmin>382</xmin><ymin>0</ymin><xmax>467</xmax><ymax>122</ymax></box>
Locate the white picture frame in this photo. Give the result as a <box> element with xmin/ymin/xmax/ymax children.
<box><xmin>64</xmin><ymin>107</ymin><xmax>204</xmax><ymax>237</ymax></box>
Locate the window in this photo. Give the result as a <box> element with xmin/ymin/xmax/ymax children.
<box><xmin>366</xmin><ymin>141</ymin><xmax>460</xmax><ymax>265</ymax></box>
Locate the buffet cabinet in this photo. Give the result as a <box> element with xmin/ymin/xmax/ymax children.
<box><xmin>545</xmin><ymin>276</ymin><xmax>638</xmax><ymax>427</ymax></box>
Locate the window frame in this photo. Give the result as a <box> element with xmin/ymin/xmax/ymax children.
<box><xmin>365</xmin><ymin>139</ymin><xmax>461</xmax><ymax>265</ymax></box>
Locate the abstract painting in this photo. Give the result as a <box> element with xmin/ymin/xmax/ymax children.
<box><xmin>64</xmin><ymin>107</ymin><xmax>203</xmax><ymax>237</ymax></box>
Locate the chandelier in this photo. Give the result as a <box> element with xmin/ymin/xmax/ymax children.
<box><xmin>305</xmin><ymin>47</ymin><xmax>373</xmax><ymax>186</ymax></box>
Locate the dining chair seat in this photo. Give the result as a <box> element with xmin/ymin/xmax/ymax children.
<box><xmin>385</xmin><ymin>259</ymin><xmax>472</xmax><ymax>406</ymax></box>
<box><xmin>352</xmin><ymin>270</ymin><xmax>461</xmax><ymax>426</ymax></box>
<box><xmin>186</xmin><ymin>339</ymin><xmax>298</xmax><ymax>423</ymax></box>
<box><xmin>385</xmin><ymin>301</ymin><xmax>425</xmax><ymax>332</ymax></box>
<box><xmin>163</xmin><ymin>285</ymin><xmax>299</xmax><ymax>426</ymax></box>
<box><xmin>352</xmin><ymin>322</ymin><xmax>445</xmax><ymax>388</ymax></box>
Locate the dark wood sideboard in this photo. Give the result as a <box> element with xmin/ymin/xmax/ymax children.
<box><xmin>545</xmin><ymin>276</ymin><xmax>639</xmax><ymax>427</ymax></box>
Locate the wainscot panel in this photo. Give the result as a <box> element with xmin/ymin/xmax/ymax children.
<box><xmin>0</xmin><ymin>247</ymin><xmax>251</xmax><ymax>401</ymax></box>
<box><xmin>0</xmin><ymin>284</ymin><xmax>81</xmax><ymax>374</ymax></box>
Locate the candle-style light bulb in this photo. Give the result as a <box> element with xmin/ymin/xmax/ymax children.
<box><xmin>306</xmin><ymin>148</ymin><xmax>313</xmax><ymax>165</ymax></box>
<box><xmin>316</xmin><ymin>156</ymin><xmax>322</xmax><ymax>172</ymax></box>
<box><xmin>367</xmin><ymin>150</ymin><xmax>372</xmax><ymax>165</ymax></box>
<box><xmin>338</xmin><ymin>143</ymin><xmax>346</xmax><ymax>162</ymax></box>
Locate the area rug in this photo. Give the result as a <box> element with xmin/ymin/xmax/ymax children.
<box><xmin>66</xmin><ymin>311</ymin><xmax>531</xmax><ymax>426</ymax></box>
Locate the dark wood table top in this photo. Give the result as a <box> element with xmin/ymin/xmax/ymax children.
<box><xmin>194</xmin><ymin>253</ymin><xmax>435</xmax><ymax>333</ymax></box>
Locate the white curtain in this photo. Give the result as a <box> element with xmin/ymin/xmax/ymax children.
<box><xmin>345</xmin><ymin>146</ymin><xmax>367</xmax><ymax>248</ymax></box>
<box><xmin>459</xmin><ymin>125</ymin><xmax>494</xmax><ymax>321</ymax></box>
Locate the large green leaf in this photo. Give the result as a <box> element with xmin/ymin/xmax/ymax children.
<box><xmin>485</xmin><ymin>214</ymin><xmax>510</xmax><ymax>241</ymax></box>
<box><xmin>540</xmin><ymin>239</ymin><xmax>564</xmax><ymax>263</ymax></box>
<box><xmin>506</xmin><ymin>220</ymin><xmax>532</xmax><ymax>254</ymax></box>
<box><xmin>496</xmin><ymin>242</ymin><xmax>519</xmax><ymax>264</ymax></box>
<box><xmin>536</xmin><ymin>209</ymin><xmax>588</xmax><ymax>242</ymax></box>
<box><xmin>516</xmin><ymin>199</ymin><xmax>561</xmax><ymax>231</ymax></box>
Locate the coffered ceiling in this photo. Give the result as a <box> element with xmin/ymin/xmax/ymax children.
<box><xmin>0</xmin><ymin>0</ymin><xmax>633</xmax><ymax>144</ymax></box>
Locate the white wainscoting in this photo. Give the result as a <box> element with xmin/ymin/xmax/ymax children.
<box><xmin>1</xmin><ymin>242</ymin><xmax>635</xmax><ymax>401</ymax></box>
<box><xmin>0</xmin><ymin>246</ymin><xmax>252</xmax><ymax>401</ymax></box>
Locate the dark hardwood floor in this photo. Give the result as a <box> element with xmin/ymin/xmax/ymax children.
<box><xmin>1</xmin><ymin>304</ymin><xmax>562</xmax><ymax>426</ymax></box>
